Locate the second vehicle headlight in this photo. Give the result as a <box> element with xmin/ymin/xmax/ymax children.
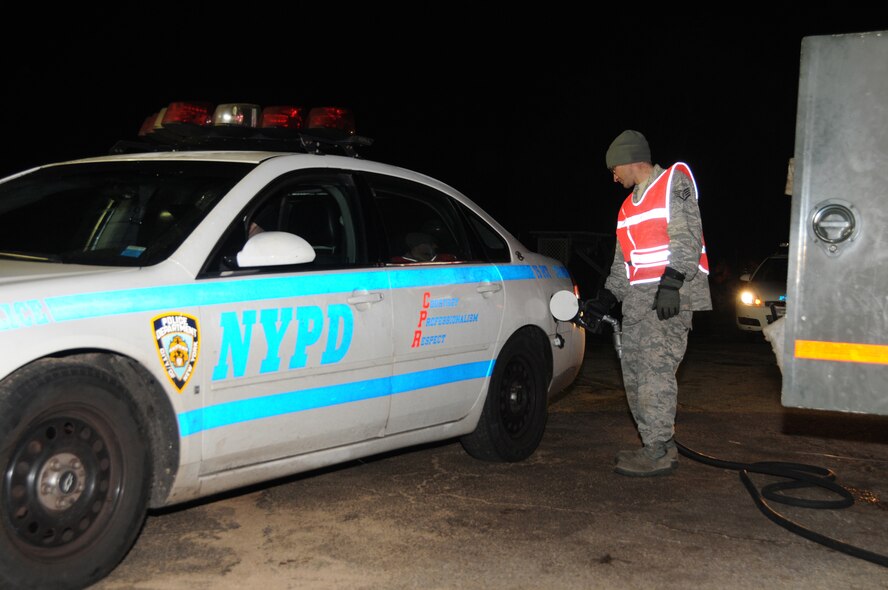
<box><xmin>739</xmin><ymin>290</ymin><xmax>762</xmax><ymax>306</ymax></box>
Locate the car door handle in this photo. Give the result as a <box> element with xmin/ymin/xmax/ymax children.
<box><xmin>347</xmin><ymin>290</ymin><xmax>384</xmax><ymax>310</ymax></box>
<box><xmin>476</xmin><ymin>282</ymin><xmax>503</xmax><ymax>298</ymax></box>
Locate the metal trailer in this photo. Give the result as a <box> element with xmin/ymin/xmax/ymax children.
<box><xmin>782</xmin><ymin>30</ymin><xmax>888</xmax><ymax>414</ymax></box>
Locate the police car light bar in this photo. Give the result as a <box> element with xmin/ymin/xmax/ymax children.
<box><xmin>122</xmin><ymin>101</ymin><xmax>369</xmax><ymax>157</ymax></box>
<box><xmin>141</xmin><ymin>102</ymin><xmax>357</xmax><ymax>134</ymax></box>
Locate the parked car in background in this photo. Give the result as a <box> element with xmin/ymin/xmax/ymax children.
<box><xmin>736</xmin><ymin>246</ymin><xmax>788</xmax><ymax>332</ymax></box>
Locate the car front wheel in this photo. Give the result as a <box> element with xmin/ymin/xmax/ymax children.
<box><xmin>0</xmin><ymin>359</ymin><xmax>150</xmax><ymax>590</ymax></box>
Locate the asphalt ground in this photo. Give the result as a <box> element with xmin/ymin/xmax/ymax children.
<box><xmin>93</xmin><ymin>319</ymin><xmax>888</xmax><ymax>590</ymax></box>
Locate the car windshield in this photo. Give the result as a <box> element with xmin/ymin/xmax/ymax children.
<box><xmin>754</xmin><ymin>256</ymin><xmax>788</xmax><ymax>283</ymax></box>
<box><xmin>0</xmin><ymin>160</ymin><xmax>254</xmax><ymax>266</ymax></box>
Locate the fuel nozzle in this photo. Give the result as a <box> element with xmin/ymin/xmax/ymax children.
<box><xmin>549</xmin><ymin>290</ymin><xmax>622</xmax><ymax>359</ymax></box>
<box><xmin>600</xmin><ymin>315</ymin><xmax>623</xmax><ymax>359</ymax></box>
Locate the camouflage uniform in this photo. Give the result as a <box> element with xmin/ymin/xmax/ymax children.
<box><xmin>605</xmin><ymin>164</ymin><xmax>711</xmax><ymax>450</ymax></box>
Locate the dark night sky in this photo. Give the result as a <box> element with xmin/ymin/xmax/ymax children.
<box><xmin>3</xmin><ymin>8</ymin><xmax>886</xmax><ymax>278</ymax></box>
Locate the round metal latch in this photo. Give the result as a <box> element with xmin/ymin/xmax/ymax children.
<box><xmin>811</xmin><ymin>201</ymin><xmax>859</xmax><ymax>255</ymax></box>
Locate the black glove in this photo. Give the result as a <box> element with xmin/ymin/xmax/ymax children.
<box><xmin>652</xmin><ymin>267</ymin><xmax>684</xmax><ymax>320</ymax></box>
<box><xmin>582</xmin><ymin>289</ymin><xmax>617</xmax><ymax>333</ymax></box>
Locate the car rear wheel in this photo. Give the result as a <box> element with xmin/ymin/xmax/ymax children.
<box><xmin>0</xmin><ymin>360</ymin><xmax>150</xmax><ymax>590</ymax></box>
<box><xmin>461</xmin><ymin>331</ymin><xmax>548</xmax><ymax>462</ymax></box>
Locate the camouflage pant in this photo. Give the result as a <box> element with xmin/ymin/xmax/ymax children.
<box><xmin>620</xmin><ymin>309</ymin><xmax>691</xmax><ymax>448</ymax></box>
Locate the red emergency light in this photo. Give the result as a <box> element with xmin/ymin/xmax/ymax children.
<box><xmin>161</xmin><ymin>102</ymin><xmax>213</xmax><ymax>126</ymax></box>
<box><xmin>261</xmin><ymin>106</ymin><xmax>305</xmax><ymax>130</ymax></box>
<box><xmin>306</xmin><ymin>107</ymin><xmax>355</xmax><ymax>135</ymax></box>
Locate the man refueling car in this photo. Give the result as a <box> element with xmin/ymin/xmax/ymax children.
<box><xmin>581</xmin><ymin>129</ymin><xmax>711</xmax><ymax>477</ymax></box>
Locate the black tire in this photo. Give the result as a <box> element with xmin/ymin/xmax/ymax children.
<box><xmin>0</xmin><ymin>360</ymin><xmax>150</xmax><ymax>590</ymax></box>
<box><xmin>460</xmin><ymin>331</ymin><xmax>548</xmax><ymax>462</ymax></box>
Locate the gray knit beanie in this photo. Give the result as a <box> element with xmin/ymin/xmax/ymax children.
<box><xmin>605</xmin><ymin>130</ymin><xmax>651</xmax><ymax>168</ymax></box>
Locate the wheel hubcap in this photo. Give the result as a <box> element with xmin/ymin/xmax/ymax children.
<box><xmin>37</xmin><ymin>452</ymin><xmax>88</xmax><ymax>511</ymax></box>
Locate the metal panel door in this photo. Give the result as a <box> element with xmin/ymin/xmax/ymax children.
<box><xmin>783</xmin><ymin>31</ymin><xmax>888</xmax><ymax>414</ymax></box>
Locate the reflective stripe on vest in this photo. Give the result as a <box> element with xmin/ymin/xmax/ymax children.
<box><xmin>616</xmin><ymin>163</ymin><xmax>709</xmax><ymax>285</ymax></box>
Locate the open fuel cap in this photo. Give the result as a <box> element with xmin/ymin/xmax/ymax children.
<box><xmin>550</xmin><ymin>290</ymin><xmax>579</xmax><ymax>322</ymax></box>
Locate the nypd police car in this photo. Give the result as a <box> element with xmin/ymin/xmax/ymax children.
<box><xmin>0</xmin><ymin>103</ymin><xmax>584</xmax><ymax>589</ymax></box>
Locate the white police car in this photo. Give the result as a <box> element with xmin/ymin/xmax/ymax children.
<box><xmin>0</xmin><ymin>103</ymin><xmax>584</xmax><ymax>589</ymax></box>
<box><xmin>736</xmin><ymin>246</ymin><xmax>788</xmax><ymax>332</ymax></box>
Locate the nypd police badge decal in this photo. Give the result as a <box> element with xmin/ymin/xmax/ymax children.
<box><xmin>152</xmin><ymin>313</ymin><xmax>199</xmax><ymax>392</ymax></box>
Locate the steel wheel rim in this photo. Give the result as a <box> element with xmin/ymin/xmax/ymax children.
<box><xmin>498</xmin><ymin>355</ymin><xmax>535</xmax><ymax>438</ymax></box>
<box><xmin>4</xmin><ymin>408</ymin><xmax>123</xmax><ymax>557</ymax></box>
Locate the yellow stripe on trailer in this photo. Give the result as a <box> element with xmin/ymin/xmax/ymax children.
<box><xmin>794</xmin><ymin>340</ymin><xmax>888</xmax><ymax>365</ymax></box>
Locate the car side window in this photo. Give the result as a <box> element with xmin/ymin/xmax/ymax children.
<box><xmin>364</xmin><ymin>174</ymin><xmax>474</xmax><ymax>264</ymax></box>
<box><xmin>204</xmin><ymin>172</ymin><xmax>364</xmax><ymax>274</ymax></box>
<box><xmin>457</xmin><ymin>203</ymin><xmax>511</xmax><ymax>263</ymax></box>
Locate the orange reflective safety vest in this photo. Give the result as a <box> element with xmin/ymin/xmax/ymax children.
<box><xmin>616</xmin><ymin>163</ymin><xmax>710</xmax><ymax>285</ymax></box>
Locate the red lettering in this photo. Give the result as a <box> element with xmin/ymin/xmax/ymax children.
<box><xmin>422</xmin><ymin>292</ymin><xmax>431</xmax><ymax>308</ymax></box>
<box><xmin>418</xmin><ymin>310</ymin><xmax>427</xmax><ymax>327</ymax></box>
<box><xmin>411</xmin><ymin>330</ymin><xmax>422</xmax><ymax>348</ymax></box>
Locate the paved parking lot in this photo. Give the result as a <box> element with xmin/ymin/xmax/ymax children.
<box><xmin>94</xmin><ymin>328</ymin><xmax>888</xmax><ymax>590</ymax></box>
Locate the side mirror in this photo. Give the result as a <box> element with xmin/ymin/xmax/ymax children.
<box><xmin>236</xmin><ymin>231</ymin><xmax>316</xmax><ymax>267</ymax></box>
<box><xmin>550</xmin><ymin>290</ymin><xmax>580</xmax><ymax>322</ymax></box>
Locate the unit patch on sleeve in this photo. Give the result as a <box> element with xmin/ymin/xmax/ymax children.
<box><xmin>152</xmin><ymin>313</ymin><xmax>200</xmax><ymax>392</ymax></box>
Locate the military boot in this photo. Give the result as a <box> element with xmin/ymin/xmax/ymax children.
<box><xmin>614</xmin><ymin>439</ymin><xmax>678</xmax><ymax>467</ymax></box>
<box><xmin>613</xmin><ymin>443</ymin><xmax>677</xmax><ymax>477</ymax></box>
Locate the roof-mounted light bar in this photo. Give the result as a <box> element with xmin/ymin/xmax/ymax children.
<box><xmin>127</xmin><ymin>101</ymin><xmax>368</xmax><ymax>156</ymax></box>
<box><xmin>140</xmin><ymin>102</ymin><xmax>356</xmax><ymax>135</ymax></box>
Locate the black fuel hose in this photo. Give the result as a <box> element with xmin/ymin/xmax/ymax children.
<box><xmin>676</xmin><ymin>440</ymin><xmax>888</xmax><ymax>568</ymax></box>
